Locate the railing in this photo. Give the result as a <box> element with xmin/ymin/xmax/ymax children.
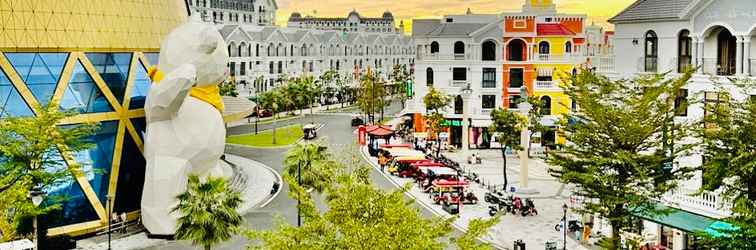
<box><xmin>418</xmin><ymin>53</ymin><xmax>471</xmax><ymax>61</ymax></box>
<box><xmin>454</xmin><ymin>53</ymin><xmax>465</xmax><ymax>60</ymax></box>
<box><xmin>750</xmin><ymin>59</ymin><xmax>756</xmax><ymax>76</ymax></box>
<box><xmin>450</xmin><ymin>80</ymin><xmax>469</xmax><ymax>88</ymax></box>
<box><xmin>661</xmin><ymin>188</ymin><xmax>732</xmax><ymax>219</ymax></box>
<box><xmin>481</xmin><ymin>80</ymin><xmax>496</xmax><ymax>89</ymax></box>
<box><xmin>588</xmin><ymin>56</ymin><xmax>615</xmax><ymax>73</ymax></box>
<box><xmin>702</xmin><ymin>58</ymin><xmax>737</xmax><ymax>76</ymax></box>
<box><xmin>535</xmin><ymin>80</ymin><xmax>554</xmax><ymax>89</ymax></box>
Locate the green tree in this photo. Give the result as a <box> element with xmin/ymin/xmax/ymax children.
<box><xmin>389</xmin><ymin>64</ymin><xmax>411</xmax><ymax>108</ymax></box>
<box><xmin>546</xmin><ymin>70</ymin><xmax>695</xmax><ymax>249</ymax></box>
<box><xmin>248</xmin><ymin>146</ymin><xmax>499</xmax><ymax>250</ymax></box>
<box><xmin>319</xmin><ymin>69</ymin><xmax>340</xmax><ymax>109</ymax></box>
<box><xmin>282</xmin><ymin>142</ymin><xmax>334</xmax><ymax>193</ymax></box>
<box><xmin>488</xmin><ymin>108</ymin><xmax>526</xmax><ymax>190</ymax></box>
<box><xmin>524</xmin><ymin>97</ymin><xmax>551</xmax><ymax>156</ymax></box>
<box><xmin>219</xmin><ymin>79</ymin><xmax>239</xmax><ymax>97</ymax></box>
<box><xmin>356</xmin><ymin>68</ymin><xmax>386</xmax><ymax>123</ymax></box>
<box><xmin>423</xmin><ymin>87</ymin><xmax>451</xmax><ymax>158</ymax></box>
<box><xmin>173</xmin><ymin>175</ymin><xmax>243</xmax><ymax>250</ymax></box>
<box><xmin>0</xmin><ymin>105</ymin><xmax>97</xmax><ymax>240</ymax></box>
<box><xmin>257</xmin><ymin>90</ymin><xmax>282</xmax><ymax>144</ymax></box>
<box><xmin>696</xmin><ymin>84</ymin><xmax>756</xmax><ymax>248</ymax></box>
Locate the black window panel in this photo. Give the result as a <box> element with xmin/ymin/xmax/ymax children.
<box><xmin>510</xmin><ymin>68</ymin><xmax>523</xmax><ymax>88</ymax></box>
<box><xmin>674</xmin><ymin>89</ymin><xmax>688</xmax><ymax>116</ymax></box>
<box><xmin>482</xmin><ymin>68</ymin><xmax>496</xmax><ymax>88</ymax></box>
<box><xmin>482</xmin><ymin>95</ymin><xmax>495</xmax><ymax>109</ymax></box>
<box><xmin>509</xmin><ymin>95</ymin><xmax>521</xmax><ymax>109</ymax></box>
<box><xmin>453</xmin><ymin>68</ymin><xmax>467</xmax><ymax>81</ymax></box>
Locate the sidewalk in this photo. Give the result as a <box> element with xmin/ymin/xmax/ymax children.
<box><xmin>75</xmin><ymin>154</ymin><xmax>281</xmax><ymax>250</ymax></box>
<box><xmin>225</xmin><ymin>102</ymin><xmax>356</xmax><ymax>128</ymax></box>
<box><xmin>360</xmin><ymin>145</ymin><xmax>593</xmax><ymax>250</ymax></box>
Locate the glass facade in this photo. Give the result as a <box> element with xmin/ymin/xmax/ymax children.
<box><xmin>86</xmin><ymin>53</ymin><xmax>131</xmax><ymax>103</ymax></box>
<box><xmin>144</xmin><ymin>53</ymin><xmax>159</xmax><ymax>66</ymax></box>
<box><xmin>0</xmin><ymin>51</ymin><xmax>156</xmax><ymax>234</ymax></box>
<box><xmin>0</xmin><ymin>68</ymin><xmax>33</xmax><ymax>117</ymax></box>
<box><xmin>6</xmin><ymin>53</ymin><xmax>68</xmax><ymax>107</ymax></box>
<box><xmin>60</xmin><ymin>60</ymin><xmax>114</xmax><ymax>113</ymax></box>
<box><xmin>129</xmin><ymin>61</ymin><xmax>152</xmax><ymax>109</ymax></box>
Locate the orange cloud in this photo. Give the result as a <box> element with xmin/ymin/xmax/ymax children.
<box><xmin>275</xmin><ymin>0</ymin><xmax>637</xmax><ymax>33</ymax></box>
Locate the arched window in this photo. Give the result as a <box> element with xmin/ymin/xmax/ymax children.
<box><xmin>716</xmin><ymin>28</ymin><xmax>736</xmax><ymax>75</ymax></box>
<box><xmin>267</xmin><ymin>44</ymin><xmax>274</xmax><ymax>56</ymax></box>
<box><xmin>507</xmin><ymin>39</ymin><xmax>526</xmax><ymax>61</ymax></box>
<box><xmin>645</xmin><ymin>31</ymin><xmax>658</xmax><ymax>72</ymax></box>
<box><xmin>678</xmin><ymin>30</ymin><xmax>692</xmax><ymax>73</ymax></box>
<box><xmin>237</xmin><ymin>43</ymin><xmax>243</xmax><ymax>57</ymax></box>
<box><xmin>482</xmin><ymin>40</ymin><xmax>496</xmax><ymax>61</ymax></box>
<box><xmin>454</xmin><ymin>41</ymin><xmax>465</xmax><ymax>54</ymax></box>
<box><xmin>538</xmin><ymin>41</ymin><xmax>550</xmax><ymax>55</ymax></box>
<box><xmin>430</xmin><ymin>41</ymin><xmax>439</xmax><ymax>54</ymax></box>
<box><xmin>565</xmin><ymin>41</ymin><xmax>572</xmax><ymax>54</ymax></box>
<box><xmin>290</xmin><ymin>44</ymin><xmax>294</xmax><ymax>56</ymax></box>
<box><xmin>540</xmin><ymin>96</ymin><xmax>551</xmax><ymax>115</ymax></box>
<box><xmin>426</xmin><ymin>67</ymin><xmax>434</xmax><ymax>86</ymax></box>
<box><xmin>454</xmin><ymin>95</ymin><xmax>463</xmax><ymax>114</ymax></box>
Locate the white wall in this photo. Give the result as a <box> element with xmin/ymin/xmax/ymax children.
<box><xmin>613</xmin><ymin>21</ymin><xmax>689</xmax><ymax>76</ymax></box>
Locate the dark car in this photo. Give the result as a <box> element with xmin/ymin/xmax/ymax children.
<box><xmin>351</xmin><ymin>115</ymin><xmax>364</xmax><ymax>126</ymax></box>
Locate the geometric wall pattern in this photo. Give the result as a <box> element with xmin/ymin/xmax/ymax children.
<box><xmin>0</xmin><ymin>51</ymin><xmax>156</xmax><ymax>236</ymax></box>
<box><xmin>0</xmin><ymin>0</ymin><xmax>188</xmax><ymax>237</ymax></box>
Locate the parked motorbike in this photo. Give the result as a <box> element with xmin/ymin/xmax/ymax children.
<box><xmin>487</xmin><ymin>195</ymin><xmax>514</xmax><ymax>216</ymax></box>
<box><xmin>519</xmin><ymin>198</ymin><xmax>538</xmax><ymax>216</ymax></box>
<box><xmin>461</xmin><ymin>191</ymin><xmax>479</xmax><ymax>204</ymax></box>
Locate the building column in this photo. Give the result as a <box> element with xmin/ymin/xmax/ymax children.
<box><xmin>691</xmin><ymin>37</ymin><xmax>698</xmax><ymax>71</ymax></box>
<box><xmin>745</xmin><ymin>38</ymin><xmax>752</xmax><ymax>76</ymax></box>
<box><xmin>696</xmin><ymin>38</ymin><xmax>704</xmax><ymax>74</ymax></box>
<box><xmin>736</xmin><ymin>36</ymin><xmax>744</xmax><ymax>75</ymax></box>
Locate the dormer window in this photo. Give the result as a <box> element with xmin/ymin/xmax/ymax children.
<box><xmin>446</xmin><ymin>18</ymin><xmax>453</xmax><ymax>23</ymax></box>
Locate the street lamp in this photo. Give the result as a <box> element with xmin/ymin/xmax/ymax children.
<box><xmin>107</xmin><ymin>194</ymin><xmax>114</xmax><ymax>250</ymax></box>
<box><xmin>28</xmin><ymin>187</ymin><xmax>45</xmax><ymax>250</ymax></box>
<box><xmin>562</xmin><ymin>204</ymin><xmax>568</xmax><ymax>250</ymax></box>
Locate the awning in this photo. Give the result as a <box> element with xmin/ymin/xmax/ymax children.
<box><xmin>365</xmin><ymin>125</ymin><xmax>395</xmax><ymax>136</ymax></box>
<box><xmin>632</xmin><ymin>203</ymin><xmax>735</xmax><ymax>236</ymax></box>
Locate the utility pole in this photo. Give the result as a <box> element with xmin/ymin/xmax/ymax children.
<box><xmin>297</xmin><ymin>161</ymin><xmax>302</xmax><ymax>227</ymax></box>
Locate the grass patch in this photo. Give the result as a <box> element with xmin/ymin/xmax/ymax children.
<box><xmin>227</xmin><ymin>124</ymin><xmax>304</xmax><ymax>147</ymax></box>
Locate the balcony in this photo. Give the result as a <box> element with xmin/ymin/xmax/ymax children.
<box><xmin>450</xmin><ymin>80</ymin><xmax>469</xmax><ymax>88</ymax></box>
<box><xmin>535</xmin><ymin>80</ymin><xmax>554</xmax><ymax>89</ymax></box>
<box><xmin>454</xmin><ymin>53</ymin><xmax>465</xmax><ymax>60</ymax></box>
<box><xmin>661</xmin><ymin>188</ymin><xmax>732</xmax><ymax>219</ymax></box>
<box><xmin>588</xmin><ymin>56</ymin><xmax>615</xmax><ymax>73</ymax></box>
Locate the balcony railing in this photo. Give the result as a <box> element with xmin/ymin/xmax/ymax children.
<box><xmin>535</xmin><ymin>80</ymin><xmax>554</xmax><ymax>89</ymax></box>
<box><xmin>588</xmin><ymin>56</ymin><xmax>615</xmax><ymax>73</ymax></box>
<box><xmin>750</xmin><ymin>59</ymin><xmax>756</xmax><ymax>76</ymax></box>
<box><xmin>450</xmin><ymin>80</ymin><xmax>469</xmax><ymax>88</ymax></box>
<box><xmin>661</xmin><ymin>188</ymin><xmax>732</xmax><ymax>218</ymax></box>
<box><xmin>454</xmin><ymin>53</ymin><xmax>465</xmax><ymax>60</ymax></box>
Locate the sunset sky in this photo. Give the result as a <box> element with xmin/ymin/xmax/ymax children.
<box><xmin>275</xmin><ymin>0</ymin><xmax>638</xmax><ymax>33</ymax></box>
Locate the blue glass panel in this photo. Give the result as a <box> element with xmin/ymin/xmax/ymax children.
<box><xmin>114</xmin><ymin>132</ymin><xmax>146</xmax><ymax>213</ymax></box>
<box><xmin>143</xmin><ymin>53</ymin><xmax>159</xmax><ymax>67</ymax></box>
<box><xmin>128</xmin><ymin>62</ymin><xmax>151</xmax><ymax>109</ymax></box>
<box><xmin>59</xmin><ymin>60</ymin><xmax>114</xmax><ymax>113</ymax></box>
<box><xmin>43</xmin><ymin>150</ymin><xmax>99</xmax><ymax>228</ymax></box>
<box><xmin>131</xmin><ymin>117</ymin><xmax>146</xmax><ymax>141</ymax></box>
<box><xmin>85</xmin><ymin>53</ymin><xmax>131</xmax><ymax>104</ymax></box>
<box><xmin>71</xmin><ymin>121</ymin><xmax>117</xmax><ymax>206</ymax></box>
<box><xmin>6</xmin><ymin>53</ymin><xmax>67</xmax><ymax>107</ymax></box>
<box><xmin>0</xmin><ymin>68</ymin><xmax>33</xmax><ymax>117</ymax></box>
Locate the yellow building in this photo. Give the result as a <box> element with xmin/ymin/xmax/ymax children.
<box><xmin>0</xmin><ymin>0</ymin><xmax>186</xmax><ymax>237</ymax></box>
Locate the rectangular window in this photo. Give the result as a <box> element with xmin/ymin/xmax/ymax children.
<box><xmin>240</xmin><ymin>62</ymin><xmax>246</xmax><ymax>76</ymax></box>
<box><xmin>453</xmin><ymin>67</ymin><xmax>467</xmax><ymax>81</ymax></box>
<box><xmin>482</xmin><ymin>68</ymin><xmax>496</xmax><ymax>88</ymax></box>
<box><xmin>674</xmin><ymin>89</ymin><xmax>688</xmax><ymax>116</ymax></box>
<box><xmin>509</xmin><ymin>68</ymin><xmax>523</xmax><ymax>88</ymax></box>
<box><xmin>482</xmin><ymin>95</ymin><xmax>496</xmax><ymax>109</ymax></box>
<box><xmin>509</xmin><ymin>95</ymin><xmax>521</xmax><ymax>109</ymax></box>
<box><xmin>229</xmin><ymin>62</ymin><xmax>235</xmax><ymax>76</ymax></box>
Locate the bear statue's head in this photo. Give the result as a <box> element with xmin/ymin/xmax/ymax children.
<box><xmin>157</xmin><ymin>15</ymin><xmax>229</xmax><ymax>87</ymax></box>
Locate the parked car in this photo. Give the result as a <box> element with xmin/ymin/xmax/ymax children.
<box><xmin>351</xmin><ymin>115</ymin><xmax>364</xmax><ymax>126</ymax></box>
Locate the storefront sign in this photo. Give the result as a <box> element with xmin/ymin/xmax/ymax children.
<box><xmin>442</xmin><ymin>119</ymin><xmax>463</xmax><ymax>127</ymax></box>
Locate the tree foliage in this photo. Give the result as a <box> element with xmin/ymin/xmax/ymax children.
<box><xmin>488</xmin><ymin>108</ymin><xmax>526</xmax><ymax>189</ymax></box>
<box><xmin>356</xmin><ymin>68</ymin><xmax>386</xmax><ymax>123</ymax></box>
<box><xmin>282</xmin><ymin>142</ymin><xmax>335</xmax><ymax>193</ymax></box>
<box><xmin>173</xmin><ymin>175</ymin><xmax>243</xmax><ymax>250</ymax></box>
<box><xmin>219</xmin><ymin>79</ymin><xmax>239</xmax><ymax>97</ymax></box>
<box><xmin>389</xmin><ymin>64</ymin><xmax>411</xmax><ymax>107</ymax></box>
<box><xmin>696</xmin><ymin>83</ymin><xmax>756</xmax><ymax>248</ymax></box>
<box><xmin>422</xmin><ymin>87</ymin><xmax>450</xmax><ymax>157</ymax></box>
<box><xmin>248</xmin><ymin>145</ymin><xmax>499</xmax><ymax>250</ymax></box>
<box><xmin>545</xmin><ymin>70</ymin><xmax>695</xmax><ymax>249</ymax></box>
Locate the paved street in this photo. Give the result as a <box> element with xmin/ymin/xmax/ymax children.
<box><xmin>137</xmin><ymin>100</ymin><xmax>468</xmax><ymax>249</ymax></box>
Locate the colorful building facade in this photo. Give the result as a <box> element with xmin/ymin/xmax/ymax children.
<box><xmin>502</xmin><ymin>0</ymin><xmax>587</xmax><ymax>147</ymax></box>
<box><xmin>0</xmin><ymin>0</ymin><xmax>187</xmax><ymax>236</ymax></box>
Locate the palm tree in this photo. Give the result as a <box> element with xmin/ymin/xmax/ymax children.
<box><xmin>257</xmin><ymin>90</ymin><xmax>282</xmax><ymax>144</ymax></box>
<box><xmin>283</xmin><ymin>143</ymin><xmax>333</xmax><ymax>193</ymax></box>
<box><xmin>173</xmin><ymin>175</ymin><xmax>243</xmax><ymax>250</ymax></box>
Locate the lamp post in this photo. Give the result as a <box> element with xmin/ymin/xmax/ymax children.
<box><xmin>107</xmin><ymin>194</ymin><xmax>114</xmax><ymax>250</ymax></box>
<box><xmin>517</xmin><ymin>86</ymin><xmax>537</xmax><ymax>194</ymax></box>
<box><xmin>29</xmin><ymin>187</ymin><xmax>45</xmax><ymax>250</ymax></box>
<box><xmin>562</xmin><ymin>204</ymin><xmax>568</xmax><ymax>250</ymax></box>
<box><xmin>297</xmin><ymin>161</ymin><xmax>302</xmax><ymax>227</ymax></box>
<box><xmin>460</xmin><ymin>84</ymin><xmax>472</xmax><ymax>154</ymax></box>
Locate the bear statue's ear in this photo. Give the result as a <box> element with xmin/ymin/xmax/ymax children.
<box><xmin>198</xmin><ymin>26</ymin><xmax>218</xmax><ymax>55</ymax></box>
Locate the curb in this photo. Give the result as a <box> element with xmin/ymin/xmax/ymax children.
<box><xmin>358</xmin><ymin>146</ymin><xmax>508</xmax><ymax>250</ymax></box>
<box><xmin>226</xmin><ymin>142</ymin><xmax>296</xmax><ymax>150</ymax></box>
<box><xmin>256</xmin><ymin>159</ymin><xmax>283</xmax><ymax>208</ymax></box>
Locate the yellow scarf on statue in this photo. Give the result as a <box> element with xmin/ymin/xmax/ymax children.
<box><xmin>147</xmin><ymin>66</ymin><xmax>224</xmax><ymax>112</ymax></box>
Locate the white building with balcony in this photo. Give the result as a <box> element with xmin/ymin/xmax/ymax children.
<box><xmin>218</xmin><ymin>25</ymin><xmax>415</xmax><ymax>97</ymax></box>
<box><xmin>188</xmin><ymin>0</ymin><xmax>277</xmax><ymax>26</ymax></box>
<box><xmin>409</xmin><ymin>11</ymin><xmax>503</xmax><ymax>149</ymax></box>
<box><xmin>609</xmin><ymin>0</ymin><xmax>754</xmax><ymax>248</ymax></box>
<box><xmin>288</xmin><ymin>10</ymin><xmax>401</xmax><ymax>34</ymax></box>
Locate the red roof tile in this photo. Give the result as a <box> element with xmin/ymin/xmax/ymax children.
<box><xmin>536</xmin><ymin>23</ymin><xmax>575</xmax><ymax>36</ymax></box>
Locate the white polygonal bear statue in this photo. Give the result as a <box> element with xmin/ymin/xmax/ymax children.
<box><xmin>140</xmin><ymin>15</ymin><xmax>231</xmax><ymax>236</ymax></box>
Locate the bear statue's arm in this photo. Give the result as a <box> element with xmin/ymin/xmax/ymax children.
<box><xmin>145</xmin><ymin>64</ymin><xmax>197</xmax><ymax>122</ymax></box>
